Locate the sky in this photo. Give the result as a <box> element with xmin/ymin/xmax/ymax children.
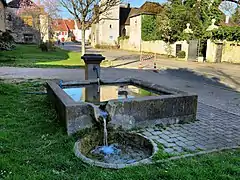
<box><xmin>6</xmin><ymin>0</ymin><xmax>167</xmax><ymax>18</ymax></box>
<box><xmin>6</xmin><ymin>0</ymin><xmax>236</xmax><ymax>18</ymax></box>
<box><xmin>60</xmin><ymin>0</ymin><xmax>167</xmax><ymax>18</ymax></box>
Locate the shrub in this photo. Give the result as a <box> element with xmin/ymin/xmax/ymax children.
<box><xmin>0</xmin><ymin>31</ymin><xmax>16</xmax><ymax>51</ymax></box>
<box><xmin>177</xmin><ymin>51</ymin><xmax>186</xmax><ymax>58</ymax></box>
<box><xmin>95</xmin><ymin>44</ymin><xmax>100</xmax><ymax>49</ymax></box>
<box><xmin>39</xmin><ymin>40</ymin><xmax>56</xmax><ymax>52</ymax></box>
<box><xmin>39</xmin><ymin>42</ymin><xmax>48</xmax><ymax>52</ymax></box>
<box><xmin>118</xmin><ymin>36</ymin><xmax>129</xmax><ymax>42</ymax></box>
<box><xmin>48</xmin><ymin>40</ymin><xmax>56</xmax><ymax>51</ymax></box>
<box><xmin>211</xmin><ymin>26</ymin><xmax>240</xmax><ymax>41</ymax></box>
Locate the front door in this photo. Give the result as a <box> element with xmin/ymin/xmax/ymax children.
<box><xmin>215</xmin><ymin>43</ymin><xmax>223</xmax><ymax>63</ymax></box>
<box><xmin>188</xmin><ymin>40</ymin><xmax>198</xmax><ymax>61</ymax></box>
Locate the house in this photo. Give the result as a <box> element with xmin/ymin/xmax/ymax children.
<box><xmin>6</xmin><ymin>0</ymin><xmax>49</xmax><ymax>43</ymax></box>
<box><xmin>0</xmin><ymin>0</ymin><xmax>7</xmax><ymax>34</ymax></box>
<box><xmin>52</xmin><ymin>19</ymin><xmax>91</xmax><ymax>42</ymax></box>
<box><xmin>91</xmin><ymin>1</ymin><xmax>163</xmax><ymax>47</ymax></box>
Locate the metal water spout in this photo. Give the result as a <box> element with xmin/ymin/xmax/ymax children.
<box><xmin>93</xmin><ymin>66</ymin><xmax>100</xmax><ymax>92</ymax></box>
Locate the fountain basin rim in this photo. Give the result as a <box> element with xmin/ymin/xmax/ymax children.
<box><xmin>74</xmin><ymin>133</ymin><xmax>158</xmax><ymax>169</ymax></box>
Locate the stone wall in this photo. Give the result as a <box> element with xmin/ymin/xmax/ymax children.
<box><xmin>206</xmin><ymin>40</ymin><xmax>240</xmax><ymax>63</ymax></box>
<box><xmin>206</xmin><ymin>39</ymin><xmax>218</xmax><ymax>63</ymax></box>
<box><xmin>222</xmin><ymin>42</ymin><xmax>240</xmax><ymax>63</ymax></box>
<box><xmin>106</xmin><ymin>95</ymin><xmax>198</xmax><ymax>130</ymax></box>
<box><xmin>6</xmin><ymin>7</ymin><xmax>48</xmax><ymax>44</ymax></box>
<box><xmin>120</xmin><ymin>39</ymin><xmax>189</xmax><ymax>57</ymax></box>
<box><xmin>46</xmin><ymin>81</ymin><xmax>95</xmax><ymax>135</ymax></box>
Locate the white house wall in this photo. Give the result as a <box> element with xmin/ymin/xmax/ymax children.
<box><xmin>97</xmin><ymin>0</ymin><xmax>120</xmax><ymax>45</ymax></box>
<box><xmin>120</xmin><ymin>39</ymin><xmax>189</xmax><ymax>57</ymax></box>
<box><xmin>73</xmin><ymin>28</ymin><xmax>91</xmax><ymax>42</ymax></box>
<box><xmin>129</xmin><ymin>15</ymin><xmax>142</xmax><ymax>51</ymax></box>
<box><xmin>99</xmin><ymin>19</ymin><xmax>119</xmax><ymax>45</ymax></box>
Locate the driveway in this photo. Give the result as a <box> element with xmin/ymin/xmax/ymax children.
<box><xmin>61</xmin><ymin>42</ymin><xmax>240</xmax><ymax>91</ymax></box>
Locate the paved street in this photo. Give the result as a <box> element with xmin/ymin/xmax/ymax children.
<box><xmin>61</xmin><ymin>42</ymin><xmax>240</xmax><ymax>91</ymax></box>
<box><xmin>1</xmin><ymin>43</ymin><xmax>239</xmax><ymax>155</ymax></box>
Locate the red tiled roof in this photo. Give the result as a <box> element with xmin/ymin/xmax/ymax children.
<box><xmin>52</xmin><ymin>19</ymin><xmax>91</xmax><ymax>31</ymax></box>
<box><xmin>64</xmin><ymin>19</ymin><xmax>75</xmax><ymax>30</ymax></box>
<box><xmin>52</xmin><ymin>19</ymin><xmax>74</xmax><ymax>31</ymax></box>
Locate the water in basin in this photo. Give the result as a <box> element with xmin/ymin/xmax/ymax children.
<box><xmin>63</xmin><ymin>84</ymin><xmax>158</xmax><ymax>103</ymax></box>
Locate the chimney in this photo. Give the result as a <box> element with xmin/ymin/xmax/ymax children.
<box><xmin>225</xmin><ymin>15</ymin><xmax>230</xmax><ymax>24</ymax></box>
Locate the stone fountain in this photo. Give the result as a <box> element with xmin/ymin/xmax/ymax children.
<box><xmin>46</xmin><ymin>53</ymin><xmax>198</xmax><ymax>168</ymax></box>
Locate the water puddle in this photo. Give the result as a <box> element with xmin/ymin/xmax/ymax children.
<box><xmin>90</xmin><ymin>143</ymin><xmax>150</xmax><ymax>164</ymax></box>
<box><xmin>63</xmin><ymin>84</ymin><xmax>159</xmax><ymax>103</ymax></box>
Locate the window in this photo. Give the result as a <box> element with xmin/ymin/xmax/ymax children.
<box><xmin>24</xmin><ymin>34</ymin><xmax>33</xmax><ymax>43</ymax></box>
<box><xmin>65</xmin><ymin>32</ymin><xmax>67</xmax><ymax>35</ymax></box>
<box><xmin>62</xmin><ymin>32</ymin><xmax>64</xmax><ymax>35</ymax></box>
<box><xmin>110</xmin><ymin>25</ymin><xmax>112</xmax><ymax>29</ymax></box>
<box><xmin>176</xmin><ymin>44</ymin><xmax>182</xmax><ymax>54</ymax></box>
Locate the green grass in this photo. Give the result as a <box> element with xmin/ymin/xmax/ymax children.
<box><xmin>0</xmin><ymin>45</ymin><xmax>109</xmax><ymax>68</ymax></box>
<box><xmin>1</xmin><ymin>82</ymin><xmax>240</xmax><ymax>180</ymax></box>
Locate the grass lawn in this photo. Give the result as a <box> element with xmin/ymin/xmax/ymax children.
<box><xmin>1</xmin><ymin>82</ymin><xmax>240</xmax><ymax>180</ymax></box>
<box><xmin>0</xmin><ymin>45</ymin><xmax>108</xmax><ymax>68</ymax></box>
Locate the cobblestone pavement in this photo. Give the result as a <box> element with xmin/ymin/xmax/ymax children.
<box><xmin>141</xmin><ymin>102</ymin><xmax>240</xmax><ymax>154</ymax></box>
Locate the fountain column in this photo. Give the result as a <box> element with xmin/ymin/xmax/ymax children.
<box><xmin>81</xmin><ymin>54</ymin><xmax>105</xmax><ymax>103</ymax></box>
<box><xmin>81</xmin><ymin>54</ymin><xmax>105</xmax><ymax>80</ymax></box>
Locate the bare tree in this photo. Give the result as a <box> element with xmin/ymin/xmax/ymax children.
<box><xmin>60</xmin><ymin>0</ymin><xmax>122</xmax><ymax>55</ymax></box>
<box><xmin>41</xmin><ymin>0</ymin><xmax>61</xmax><ymax>19</ymax></box>
<box><xmin>40</xmin><ymin>0</ymin><xmax>62</xmax><ymax>41</ymax></box>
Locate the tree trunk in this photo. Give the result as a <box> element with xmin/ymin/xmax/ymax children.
<box><xmin>81</xmin><ymin>27</ymin><xmax>86</xmax><ymax>55</ymax></box>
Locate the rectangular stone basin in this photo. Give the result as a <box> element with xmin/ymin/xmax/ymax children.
<box><xmin>46</xmin><ymin>78</ymin><xmax>198</xmax><ymax>135</ymax></box>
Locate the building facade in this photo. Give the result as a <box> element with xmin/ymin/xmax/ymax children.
<box><xmin>91</xmin><ymin>1</ymin><xmax>163</xmax><ymax>47</ymax></box>
<box><xmin>53</xmin><ymin>19</ymin><xmax>91</xmax><ymax>43</ymax></box>
<box><xmin>6</xmin><ymin>0</ymin><xmax>49</xmax><ymax>43</ymax></box>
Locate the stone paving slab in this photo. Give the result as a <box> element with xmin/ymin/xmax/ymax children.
<box><xmin>140</xmin><ymin>102</ymin><xmax>240</xmax><ymax>154</ymax></box>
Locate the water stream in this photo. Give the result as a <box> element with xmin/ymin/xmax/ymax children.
<box><xmin>103</xmin><ymin>117</ymin><xmax>108</xmax><ymax>146</ymax></box>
